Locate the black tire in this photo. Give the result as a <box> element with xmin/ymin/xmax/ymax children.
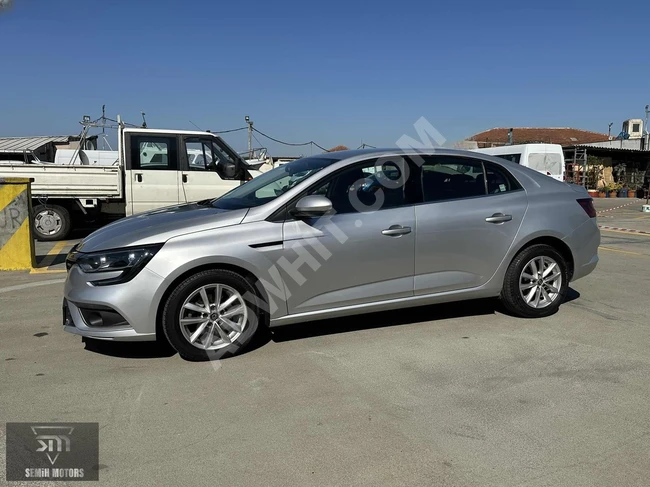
<box><xmin>162</xmin><ymin>269</ymin><xmax>263</xmax><ymax>361</ymax></box>
<box><xmin>32</xmin><ymin>204</ymin><xmax>71</xmax><ymax>241</ymax></box>
<box><xmin>500</xmin><ymin>244</ymin><xmax>569</xmax><ymax>318</ymax></box>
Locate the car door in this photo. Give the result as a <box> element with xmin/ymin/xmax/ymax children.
<box><xmin>180</xmin><ymin>137</ymin><xmax>244</xmax><ymax>203</ymax></box>
<box><xmin>125</xmin><ymin>134</ymin><xmax>181</xmax><ymax>215</ymax></box>
<box><xmin>278</xmin><ymin>157</ymin><xmax>418</xmax><ymax>315</ymax></box>
<box><xmin>414</xmin><ymin>155</ymin><xmax>528</xmax><ymax>295</ymax></box>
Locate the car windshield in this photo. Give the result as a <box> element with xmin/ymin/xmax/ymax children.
<box><xmin>211</xmin><ymin>156</ymin><xmax>341</xmax><ymax>210</ymax></box>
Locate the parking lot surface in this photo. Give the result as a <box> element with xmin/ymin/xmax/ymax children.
<box><xmin>2</xmin><ymin>199</ymin><xmax>650</xmax><ymax>486</ymax></box>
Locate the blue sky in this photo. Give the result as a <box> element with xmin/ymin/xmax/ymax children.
<box><xmin>0</xmin><ymin>0</ymin><xmax>648</xmax><ymax>155</ymax></box>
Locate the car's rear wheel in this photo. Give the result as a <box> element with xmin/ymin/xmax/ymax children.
<box><xmin>162</xmin><ymin>269</ymin><xmax>262</xmax><ymax>361</ymax></box>
<box><xmin>500</xmin><ymin>244</ymin><xmax>569</xmax><ymax>318</ymax></box>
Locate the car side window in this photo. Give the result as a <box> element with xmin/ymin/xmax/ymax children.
<box><xmin>308</xmin><ymin>158</ymin><xmax>409</xmax><ymax>214</ymax></box>
<box><xmin>483</xmin><ymin>161</ymin><xmax>523</xmax><ymax>194</ymax></box>
<box><xmin>131</xmin><ymin>136</ymin><xmax>178</xmax><ymax>170</ymax></box>
<box><xmin>420</xmin><ymin>156</ymin><xmax>486</xmax><ymax>202</ymax></box>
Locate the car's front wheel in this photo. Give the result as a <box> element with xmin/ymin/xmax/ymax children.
<box><xmin>162</xmin><ymin>269</ymin><xmax>262</xmax><ymax>361</ymax></box>
<box><xmin>500</xmin><ymin>244</ymin><xmax>569</xmax><ymax>318</ymax></box>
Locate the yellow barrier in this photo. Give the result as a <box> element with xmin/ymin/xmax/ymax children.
<box><xmin>0</xmin><ymin>178</ymin><xmax>35</xmax><ymax>270</ymax></box>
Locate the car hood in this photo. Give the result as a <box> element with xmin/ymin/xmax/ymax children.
<box><xmin>76</xmin><ymin>203</ymin><xmax>248</xmax><ymax>253</ymax></box>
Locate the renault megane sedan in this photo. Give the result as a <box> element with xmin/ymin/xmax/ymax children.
<box><xmin>64</xmin><ymin>148</ymin><xmax>599</xmax><ymax>361</ymax></box>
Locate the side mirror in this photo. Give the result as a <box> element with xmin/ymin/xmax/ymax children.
<box><xmin>291</xmin><ymin>195</ymin><xmax>332</xmax><ymax>218</ymax></box>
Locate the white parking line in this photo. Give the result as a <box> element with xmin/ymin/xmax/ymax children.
<box><xmin>0</xmin><ymin>278</ymin><xmax>66</xmax><ymax>294</ymax></box>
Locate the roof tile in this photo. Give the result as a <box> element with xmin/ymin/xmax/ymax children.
<box><xmin>468</xmin><ymin>128</ymin><xmax>610</xmax><ymax>147</ymax></box>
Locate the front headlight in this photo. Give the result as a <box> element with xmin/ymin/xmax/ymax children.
<box><xmin>67</xmin><ymin>244</ymin><xmax>162</xmax><ymax>286</ymax></box>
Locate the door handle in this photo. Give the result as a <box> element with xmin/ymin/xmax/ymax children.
<box><xmin>485</xmin><ymin>213</ymin><xmax>512</xmax><ymax>224</ymax></box>
<box><xmin>135</xmin><ymin>173</ymin><xmax>143</xmax><ymax>183</ymax></box>
<box><xmin>382</xmin><ymin>225</ymin><xmax>412</xmax><ymax>237</ymax></box>
<box><xmin>182</xmin><ymin>174</ymin><xmax>188</xmax><ymax>183</ymax></box>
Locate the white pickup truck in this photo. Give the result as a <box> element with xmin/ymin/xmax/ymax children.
<box><xmin>0</xmin><ymin>124</ymin><xmax>256</xmax><ymax>240</ymax></box>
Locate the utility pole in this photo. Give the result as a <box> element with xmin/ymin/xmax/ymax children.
<box><xmin>608</xmin><ymin>122</ymin><xmax>613</xmax><ymax>143</ymax></box>
<box><xmin>101</xmin><ymin>105</ymin><xmax>106</xmax><ymax>150</ymax></box>
<box><xmin>245</xmin><ymin>115</ymin><xmax>253</xmax><ymax>160</ymax></box>
<box><xmin>643</xmin><ymin>105</ymin><xmax>650</xmax><ymax>150</ymax></box>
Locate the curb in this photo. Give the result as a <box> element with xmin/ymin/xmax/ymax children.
<box><xmin>597</xmin><ymin>199</ymin><xmax>642</xmax><ymax>214</ymax></box>
<box><xmin>598</xmin><ymin>225</ymin><xmax>650</xmax><ymax>235</ymax></box>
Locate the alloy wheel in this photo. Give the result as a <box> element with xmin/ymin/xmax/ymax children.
<box><xmin>178</xmin><ymin>284</ymin><xmax>248</xmax><ymax>350</ymax></box>
<box><xmin>519</xmin><ymin>256</ymin><xmax>563</xmax><ymax>309</ymax></box>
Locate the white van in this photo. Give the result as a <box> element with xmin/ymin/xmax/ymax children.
<box><xmin>474</xmin><ymin>144</ymin><xmax>565</xmax><ymax>182</ymax></box>
<box><xmin>54</xmin><ymin>149</ymin><xmax>119</xmax><ymax>166</ymax></box>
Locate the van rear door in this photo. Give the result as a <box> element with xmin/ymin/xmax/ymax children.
<box><xmin>526</xmin><ymin>150</ymin><xmax>565</xmax><ymax>181</ymax></box>
<box><xmin>124</xmin><ymin>132</ymin><xmax>181</xmax><ymax>215</ymax></box>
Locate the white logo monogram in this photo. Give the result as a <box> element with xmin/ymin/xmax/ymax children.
<box><xmin>31</xmin><ymin>426</ymin><xmax>74</xmax><ymax>465</ymax></box>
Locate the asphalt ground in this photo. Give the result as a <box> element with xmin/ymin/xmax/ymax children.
<box><xmin>1</xmin><ymin>198</ymin><xmax>650</xmax><ymax>486</ymax></box>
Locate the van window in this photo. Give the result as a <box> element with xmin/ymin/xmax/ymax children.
<box><xmin>528</xmin><ymin>153</ymin><xmax>563</xmax><ymax>175</ymax></box>
<box><xmin>130</xmin><ymin>136</ymin><xmax>178</xmax><ymax>170</ymax></box>
<box><xmin>495</xmin><ymin>154</ymin><xmax>521</xmax><ymax>164</ymax></box>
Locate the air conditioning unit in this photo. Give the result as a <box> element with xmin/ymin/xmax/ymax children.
<box><xmin>622</xmin><ymin>119</ymin><xmax>644</xmax><ymax>139</ymax></box>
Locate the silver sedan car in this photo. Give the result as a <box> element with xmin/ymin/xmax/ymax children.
<box><xmin>64</xmin><ymin>149</ymin><xmax>599</xmax><ymax>361</ymax></box>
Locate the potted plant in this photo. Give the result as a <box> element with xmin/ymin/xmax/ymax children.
<box><xmin>628</xmin><ymin>186</ymin><xmax>638</xmax><ymax>198</ymax></box>
<box><xmin>606</xmin><ymin>182</ymin><xmax>621</xmax><ymax>198</ymax></box>
<box><xmin>587</xmin><ymin>189</ymin><xmax>599</xmax><ymax>198</ymax></box>
<box><xmin>598</xmin><ymin>186</ymin><xmax>607</xmax><ymax>198</ymax></box>
<box><xmin>618</xmin><ymin>185</ymin><xmax>628</xmax><ymax>198</ymax></box>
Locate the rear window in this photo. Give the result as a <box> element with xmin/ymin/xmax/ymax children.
<box><xmin>495</xmin><ymin>154</ymin><xmax>521</xmax><ymax>164</ymax></box>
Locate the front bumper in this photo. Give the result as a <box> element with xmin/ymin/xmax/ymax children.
<box><xmin>63</xmin><ymin>265</ymin><xmax>166</xmax><ymax>341</ymax></box>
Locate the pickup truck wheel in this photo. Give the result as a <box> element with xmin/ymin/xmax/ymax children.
<box><xmin>162</xmin><ymin>269</ymin><xmax>262</xmax><ymax>361</ymax></box>
<box><xmin>33</xmin><ymin>204</ymin><xmax>71</xmax><ymax>241</ymax></box>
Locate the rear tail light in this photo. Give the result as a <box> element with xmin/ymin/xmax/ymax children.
<box><xmin>577</xmin><ymin>198</ymin><xmax>596</xmax><ymax>218</ymax></box>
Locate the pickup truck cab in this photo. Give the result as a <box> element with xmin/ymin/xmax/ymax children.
<box><xmin>123</xmin><ymin>128</ymin><xmax>249</xmax><ymax>215</ymax></box>
<box><xmin>0</xmin><ymin>124</ymin><xmax>253</xmax><ymax>240</ymax></box>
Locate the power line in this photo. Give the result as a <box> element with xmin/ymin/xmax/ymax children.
<box><xmin>252</xmin><ymin>127</ymin><xmax>328</xmax><ymax>152</ymax></box>
<box><xmin>102</xmin><ymin>116</ymin><xmax>140</xmax><ymax>128</ymax></box>
<box><xmin>252</xmin><ymin>132</ymin><xmax>265</xmax><ymax>148</ymax></box>
<box><xmin>212</xmin><ymin>126</ymin><xmax>248</xmax><ymax>134</ymax></box>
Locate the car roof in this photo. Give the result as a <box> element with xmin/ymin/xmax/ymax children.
<box><xmin>306</xmin><ymin>147</ymin><xmax>499</xmax><ymax>161</ymax></box>
<box><xmin>313</xmin><ymin>147</ymin><xmax>528</xmax><ymax>158</ymax></box>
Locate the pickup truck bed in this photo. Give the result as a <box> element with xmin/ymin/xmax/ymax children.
<box><xmin>0</xmin><ymin>164</ymin><xmax>122</xmax><ymax>198</ymax></box>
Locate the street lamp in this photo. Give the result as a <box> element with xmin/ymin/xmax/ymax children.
<box><xmin>245</xmin><ymin>116</ymin><xmax>253</xmax><ymax>159</ymax></box>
